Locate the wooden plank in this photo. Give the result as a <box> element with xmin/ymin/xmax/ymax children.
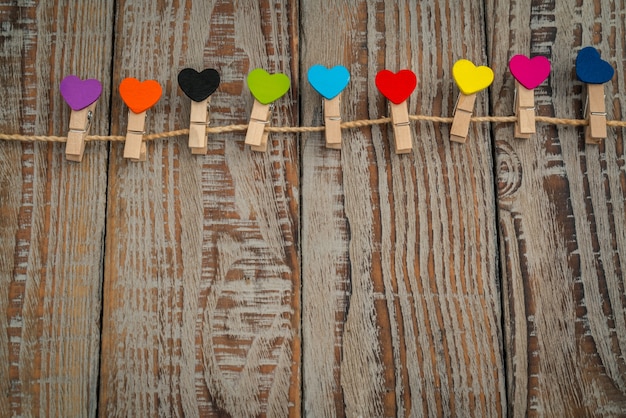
<box><xmin>300</xmin><ymin>1</ymin><xmax>505</xmax><ymax>416</ymax></box>
<box><xmin>98</xmin><ymin>1</ymin><xmax>300</xmax><ymax>416</ymax></box>
<box><xmin>486</xmin><ymin>0</ymin><xmax>626</xmax><ymax>415</ymax></box>
<box><xmin>0</xmin><ymin>1</ymin><xmax>113</xmax><ymax>417</ymax></box>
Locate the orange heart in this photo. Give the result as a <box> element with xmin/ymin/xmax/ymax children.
<box><xmin>119</xmin><ymin>77</ymin><xmax>162</xmax><ymax>114</ymax></box>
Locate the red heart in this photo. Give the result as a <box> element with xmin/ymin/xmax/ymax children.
<box><xmin>375</xmin><ymin>69</ymin><xmax>418</xmax><ymax>104</ymax></box>
<box><xmin>119</xmin><ymin>77</ymin><xmax>162</xmax><ymax>114</ymax></box>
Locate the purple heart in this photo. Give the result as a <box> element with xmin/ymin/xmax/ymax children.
<box><xmin>60</xmin><ymin>75</ymin><xmax>102</xmax><ymax>110</ymax></box>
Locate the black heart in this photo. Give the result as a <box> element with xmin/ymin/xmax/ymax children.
<box><xmin>177</xmin><ymin>68</ymin><xmax>220</xmax><ymax>102</ymax></box>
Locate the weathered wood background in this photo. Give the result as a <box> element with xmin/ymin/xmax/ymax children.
<box><xmin>0</xmin><ymin>0</ymin><xmax>624</xmax><ymax>416</ymax></box>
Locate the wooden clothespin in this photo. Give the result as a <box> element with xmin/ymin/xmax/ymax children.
<box><xmin>576</xmin><ymin>47</ymin><xmax>614</xmax><ymax>145</ymax></box>
<box><xmin>389</xmin><ymin>101</ymin><xmax>412</xmax><ymax>153</ymax></box>
<box><xmin>307</xmin><ymin>64</ymin><xmax>350</xmax><ymax>149</ymax></box>
<box><xmin>245</xmin><ymin>68</ymin><xmax>290</xmax><ymax>152</ymax></box>
<box><xmin>124</xmin><ymin>110</ymin><xmax>148</xmax><ymax>161</ymax></box>
<box><xmin>450</xmin><ymin>59</ymin><xmax>494</xmax><ymax>143</ymax></box>
<box><xmin>60</xmin><ymin>75</ymin><xmax>102</xmax><ymax>162</ymax></box>
<box><xmin>245</xmin><ymin>101</ymin><xmax>272</xmax><ymax>152</ymax></box>
<box><xmin>188</xmin><ymin>98</ymin><xmax>211</xmax><ymax>154</ymax></box>
<box><xmin>119</xmin><ymin>77</ymin><xmax>162</xmax><ymax>161</ymax></box>
<box><xmin>323</xmin><ymin>97</ymin><xmax>342</xmax><ymax>149</ymax></box>
<box><xmin>375</xmin><ymin>69</ymin><xmax>418</xmax><ymax>154</ymax></box>
<box><xmin>450</xmin><ymin>93</ymin><xmax>477</xmax><ymax>143</ymax></box>
<box><xmin>509</xmin><ymin>55</ymin><xmax>551</xmax><ymax>139</ymax></box>
<box><xmin>513</xmin><ymin>82</ymin><xmax>535</xmax><ymax>139</ymax></box>
<box><xmin>584</xmin><ymin>84</ymin><xmax>607</xmax><ymax>144</ymax></box>
<box><xmin>177</xmin><ymin>68</ymin><xmax>220</xmax><ymax>154</ymax></box>
<box><xmin>66</xmin><ymin>103</ymin><xmax>97</xmax><ymax>162</ymax></box>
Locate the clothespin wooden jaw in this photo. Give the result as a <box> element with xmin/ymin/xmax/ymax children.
<box><xmin>123</xmin><ymin>110</ymin><xmax>147</xmax><ymax>161</ymax></box>
<box><xmin>244</xmin><ymin>100</ymin><xmax>272</xmax><ymax>152</ymax></box>
<box><xmin>514</xmin><ymin>81</ymin><xmax>536</xmax><ymax>139</ymax></box>
<box><xmin>323</xmin><ymin>96</ymin><xmax>342</xmax><ymax>149</ymax></box>
<box><xmin>584</xmin><ymin>83</ymin><xmax>607</xmax><ymax>144</ymax></box>
<box><xmin>450</xmin><ymin>93</ymin><xmax>477</xmax><ymax>143</ymax></box>
<box><xmin>66</xmin><ymin>102</ymin><xmax>96</xmax><ymax>162</ymax></box>
<box><xmin>389</xmin><ymin>101</ymin><xmax>412</xmax><ymax>154</ymax></box>
<box><xmin>189</xmin><ymin>97</ymin><xmax>210</xmax><ymax>154</ymax></box>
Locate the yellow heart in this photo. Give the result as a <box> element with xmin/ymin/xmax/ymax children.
<box><xmin>452</xmin><ymin>59</ymin><xmax>494</xmax><ymax>95</ymax></box>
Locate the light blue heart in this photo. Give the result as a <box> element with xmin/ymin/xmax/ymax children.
<box><xmin>307</xmin><ymin>65</ymin><xmax>350</xmax><ymax>99</ymax></box>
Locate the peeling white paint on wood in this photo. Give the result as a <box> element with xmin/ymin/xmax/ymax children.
<box><xmin>0</xmin><ymin>1</ymin><xmax>112</xmax><ymax>417</ymax></box>
<box><xmin>1</xmin><ymin>0</ymin><xmax>625</xmax><ymax>416</ymax></box>
<box><xmin>488</xmin><ymin>0</ymin><xmax>626</xmax><ymax>415</ymax></box>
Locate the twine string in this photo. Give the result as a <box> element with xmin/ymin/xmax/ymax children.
<box><xmin>0</xmin><ymin>114</ymin><xmax>625</xmax><ymax>143</ymax></box>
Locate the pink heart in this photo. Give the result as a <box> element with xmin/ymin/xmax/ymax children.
<box><xmin>60</xmin><ymin>75</ymin><xmax>103</xmax><ymax>110</ymax></box>
<box><xmin>509</xmin><ymin>55</ymin><xmax>551</xmax><ymax>90</ymax></box>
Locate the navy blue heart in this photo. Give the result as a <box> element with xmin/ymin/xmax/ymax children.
<box><xmin>575</xmin><ymin>47</ymin><xmax>614</xmax><ymax>84</ymax></box>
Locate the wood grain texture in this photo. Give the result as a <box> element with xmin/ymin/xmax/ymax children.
<box><xmin>300</xmin><ymin>1</ymin><xmax>505</xmax><ymax>416</ymax></box>
<box><xmin>486</xmin><ymin>0</ymin><xmax>626</xmax><ymax>415</ymax></box>
<box><xmin>2</xmin><ymin>1</ymin><xmax>626</xmax><ymax>417</ymax></box>
<box><xmin>0</xmin><ymin>1</ymin><xmax>112</xmax><ymax>417</ymax></box>
<box><xmin>98</xmin><ymin>0</ymin><xmax>301</xmax><ymax>416</ymax></box>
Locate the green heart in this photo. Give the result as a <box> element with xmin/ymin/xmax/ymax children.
<box><xmin>247</xmin><ymin>68</ymin><xmax>290</xmax><ymax>104</ymax></box>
